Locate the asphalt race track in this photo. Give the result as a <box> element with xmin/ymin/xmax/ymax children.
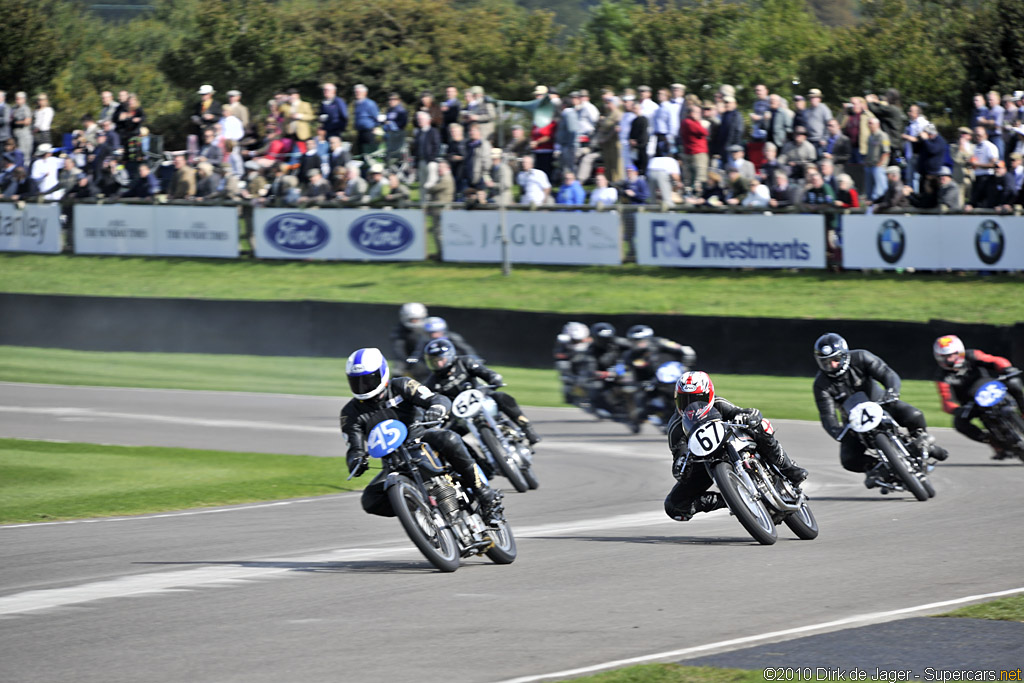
<box><xmin>2</xmin><ymin>382</ymin><xmax>1023</xmax><ymax>683</ymax></box>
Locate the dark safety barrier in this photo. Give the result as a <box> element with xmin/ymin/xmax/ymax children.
<box><xmin>1</xmin><ymin>293</ymin><xmax>1020</xmax><ymax>380</ymax></box>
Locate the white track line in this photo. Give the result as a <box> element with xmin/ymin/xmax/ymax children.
<box><xmin>493</xmin><ymin>586</ymin><xmax>1024</xmax><ymax>683</ymax></box>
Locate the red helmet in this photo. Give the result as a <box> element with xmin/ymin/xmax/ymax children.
<box><xmin>674</xmin><ymin>371</ymin><xmax>715</xmax><ymax>419</ymax></box>
<box><xmin>933</xmin><ymin>335</ymin><xmax>966</xmax><ymax>371</ymax></box>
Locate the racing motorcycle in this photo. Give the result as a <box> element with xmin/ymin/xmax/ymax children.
<box><xmin>966</xmin><ymin>370</ymin><xmax>1024</xmax><ymax>462</ymax></box>
<box><xmin>836</xmin><ymin>392</ymin><xmax>936</xmax><ymax>501</ymax></box>
<box><xmin>677</xmin><ymin>402</ymin><xmax>818</xmax><ymax>545</ymax></box>
<box><xmin>643</xmin><ymin>361</ymin><xmax>686</xmax><ymax>433</ymax></box>
<box><xmin>450</xmin><ymin>385</ymin><xmax>539</xmax><ymax>493</ymax></box>
<box><xmin>352</xmin><ymin>418</ymin><xmax>516</xmax><ymax>572</ymax></box>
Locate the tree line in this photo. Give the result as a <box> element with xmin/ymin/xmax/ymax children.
<box><xmin>4</xmin><ymin>0</ymin><xmax>1022</xmax><ymax>147</ymax></box>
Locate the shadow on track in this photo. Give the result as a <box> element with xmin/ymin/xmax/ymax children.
<box><xmin>528</xmin><ymin>534</ymin><xmax>773</xmax><ymax>546</ymax></box>
<box><xmin>811</xmin><ymin>495</ymin><xmax>909</xmax><ymax>502</ymax></box>
<box><xmin>135</xmin><ymin>560</ymin><xmax>445</xmax><ymax>574</ymax></box>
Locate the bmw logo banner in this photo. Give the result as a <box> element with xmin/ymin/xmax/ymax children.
<box><xmin>842</xmin><ymin>215</ymin><xmax>1023</xmax><ymax>270</ymax></box>
<box><xmin>253</xmin><ymin>209</ymin><xmax>425</xmax><ymax>261</ymax></box>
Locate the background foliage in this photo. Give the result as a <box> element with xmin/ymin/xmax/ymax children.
<box><xmin>2</xmin><ymin>0</ymin><xmax>1021</xmax><ymax>147</ymax></box>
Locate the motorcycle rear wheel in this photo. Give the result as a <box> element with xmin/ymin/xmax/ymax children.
<box><xmin>713</xmin><ymin>461</ymin><xmax>777</xmax><ymax>545</ymax></box>
<box><xmin>783</xmin><ymin>500</ymin><xmax>819</xmax><ymax>540</ymax></box>
<box><xmin>484</xmin><ymin>519</ymin><xmax>517</xmax><ymax>564</ymax></box>
<box><xmin>481</xmin><ymin>427</ymin><xmax>529</xmax><ymax>493</ymax></box>
<box><xmin>875</xmin><ymin>433</ymin><xmax>929</xmax><ymax>502</ymax></box>
<box><xmin>387</xmin><ymin>475</ymin><xmax>461</xmax><ymax>572</ymax></box>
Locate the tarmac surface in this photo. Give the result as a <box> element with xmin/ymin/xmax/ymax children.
<box><xmin>1</xmin><ymin>382</ymin><xmax>1022</xmax><ymax>683</ymax></box>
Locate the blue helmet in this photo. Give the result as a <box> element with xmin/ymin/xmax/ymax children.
<box><xmin>424</xmin><ymin>316</ymin><xmax>448</xmax><ymax>336</ymax></box>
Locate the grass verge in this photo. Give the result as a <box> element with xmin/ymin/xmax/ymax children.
<box><xmin>1</xmin><ymin>253</ymin><xmax>1021</xmax><ymax>325</ymax></box>
<box><xmin>553</xmin><ymin>663</ymin><xmax>772</xmax><ymax>682</ymax></box>
<box><xmin>0</xmin><ymin>438</ymin><xmax>371</xmax><ymax>525</ymax></box>
<box><xmin>935</xmin><ymin>595</ymin><xmax>1024</xmax><ymax>622</ymax></box>
<box><xmin>0</xmin><ymin>346</ymin><xmax>953</xmax><ymax>427</ymax></box>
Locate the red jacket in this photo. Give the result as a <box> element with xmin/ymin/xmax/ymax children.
<box><xmin>936</xmin><ymin>349</ymin><xmax>1011</xmax><ymax>413</ymax></box>
<box><xmin>680</xmin><ymin>118</ymin><xmax>708</xmax><ymax>155</ymax></box>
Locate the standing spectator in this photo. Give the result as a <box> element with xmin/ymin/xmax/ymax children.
<box><xmin>935</xmin><ymin>167</ymin><xmax>962</xmax><ymax>211</ymax></box>
<box><xmin>32</xmin><ymin>93</ymin><xmax>54</xmax><ymax>148</ymax></box>
<box><xmin>116</xmin><ymin>94</ymin><xmax>145</xmax><ymax>141</ymax></box>
<box><xmin>498</xmin><ymin>85</ymin><xmax>559</xmax><ymax>177</ymax></box>
<box><xmin>819</xmin><ymin>158</ymin><xmax>839</xmax><ymax>195</ymax></box>
<box><xmin>1008</xmin><ymin>152</ymin><xmax>1024</xmax><ymax>205</ymax></box>
<box><xmin>834</xmin><ymin>173</ymin><xmax>860</xmax><ymax>208</ymax></box>
<box><xmin>862</xmin><ymin>118</ymin><xmax>891</xmax><ymax>202</ymax></box>
<box><xmin>637</xmin><ymin>85</ymin><xmax>658</xmax><ymax>122</ymax></box>
<box><xmin>191</xmin><ymin>85</ymin><xmax>220</xmax><ymax>136</ymax></box>
<box><xmin>99</xmin><ymin>119</ymin><xmax>122</xmax><ymax>153</ymax></box>
<box><xmin>760</xmin><ymin>142</ymin><xmax>783</xmax><ymax>181</ymax></box>
<box><xmin>914</xmin><ymin>124</ymin><xmax>948</xmax><ymax>208</ymax></box>
<box><xmin>626</xmin><ymin>97</ymin><xmax>650</xmax><ymax>174</ymax></box>
<box><xmin>327</xmin><ymin>135</ymin><xmax>349</xmax><ymax>177</ymax></box>
<box><xmin>619</xmin><ymin>94</ymin><xmax>636</xmax><ymax>164</ymax></box>
<box><xmin>55</xmin><ymin>156</ymin><xmax>80</xmax><ymax>196</ymax></box>
<box><xmin>588</xmin><ymin>172</ymin><xmax>618</xmax><ymax>205</ymax></box>
<box><xmin>622</xmin><ymin>163</ymin><xmax>649</xmax><ymax>204</ymax></box>
<box><xmin>440</xmin><ymin>85</ymin><xmax>461</xmax><ymax>146</ymax></box>
<box><xmin>197</xmin><ymin>127</ymin><xmax>223</xmax><ymax>166</ymax></box>
<box><xmin>871</xmin><ymin>166</ymin><xmax>909</xmax><ymax>212</ymax></box>
<box><xmin>461</xmin><ymin>86</ymin><xmax>495</xmax><ymax>143</ymax></box>
<box><xmin>484</xmin><ymin>148</ymin><xmax>514</xmax><ymax>205</ymax></box>
<box><xmin>169</xmin><ymin>153</ymin><xmax>196</xmax><ymax>199</ymax></box>
<box><xmin>725</xmin><ymin>145</ymin><xmax>756</xmax><ymax>181</ymax></box>
<box><xmin>820</xmin><ymin>119</ymin><xmax>851</xmax><ymax>173</ymax></box>
<box><xmin>0</xmin><ymin>91</ymin><xmax>10</xmax><ymax>151</ymax></box>
<box><xmin>79</xmin><ymin>114</ymin><xmax>100</xmax><ymax>147</ymax></box>
<box><xmin>10</xmin><ymin>92</ymin><xmax>33</xmax><ymax>160</ymax></box>
<box><xmin>951</xmin><ymin>126</ymin><xmax>975</xmax><ymax>200</ymax></box>
<box><xmin>780</xmin><ymin>126</ymin><xmax>817</xmax><ymax>181</ymax></box>
<box><xmin>223</xmin><ymin>139</ymin><xmax>245</xmax><ymax>181</ymax></box>
<box><xmin>804</xmin><ymin>88</ymin><xmax>832</xmax><ymax>148</ymax></box>
<box><xmin>446</xmin><ymin>122</ymin><xmax>467</xmax><ymax>194</ymax></box>
<box><xmin>791</xmin><ymin>95</ymin><xmax>808</xmax><ymax>132</ymax></box>
<box><xmin>30</xmin><ymin>144</ymin><xmax>61</xmax><ymax>199</ymax></box>
<box><xmin>556</xmin><ymin>93</ymin><xmax>580</xmax><ymax>177</ymax></box>
<box><xmin>866</xmin><ymin>90</ymin><xmax>905</xmax><ymax>156</ymax></box>
<box><xmin>508</xmin><ymin>125</ymin><xmax>531</xmax><ymax>162</ymax></box>
<box><xmin>225</xmin><ymin>90</ymin><xmax>250</xmax><ymax>135</ymax></box>
<box><xmin>651</xmin><ymin>88</ymin><xmax>673</xmax><ymax>156</ymax></box>
<box><xmin>764</xmin><ymin>94</ymin><xmax>793</xmax><ymax>152</ymax></box>
<box><xmin>98</xmin><ymin>91</ymin><xmax>119</xmax><ymax>125</ymax></box>
<box><xmin>418</xmin><ymin>91</ymin><xmax>443</xmax><ymax>131</ymax></box>
<box><xmin>666</xmin><ymin>84</ymin><xmax>686</xmax><ymax>154</ymax></box>
<box><xmin>978</xmin><ymin>90</ymin><xmax>1006</xmax><ymax>159</ymax></box>
<box><xmin>647</xmin><ymin>151</ymin><xmax>682</xmax><ymax>206</ymax></box>
<box><xmin>840</xmin><ymin>97</ymin><xmax>872</xmax><ymax>164</ymax></box>
<box><xmin>424</xmin><ymin>158</ymin><xmax>455</xmax><ymax>205</ymax></box>
<box><xmin>710</xmin><ymin>95</ymin><xmax>743</xmax><ymax>167</ymax></box>
<box><xmin>749</xmin><ymin>84</ymin><xmax>771</xmax><ymax>142</ymax></box>
<box><xmin>967</xmin><ymin>125</ymin><xmax>1000</xmax><ymax>207</ymax></box>
<box><xmin>219</xmin><ymin>105</ymin><xmax>244</xmax><ymax>144</ymax></box>
<box><xmin>384</xmin><ymin>92</ymin><xmax>409</xmax><ymax>133</ymax></box>
<box><xmin>901</xmin><ymin>104</ymin><xmax>930</xmax><ymax>188</ymax></box>
<box><xmin>575</xmin><ymin>89</ymin><xmax>601</xmax><ymax>159</ymax></box>
<box><xmin>319</xmin><ymin>83</ymin><xmax>348</xmax><ymax>140</ymax></box>
<box><xmin>461</xmin><ymin>122</ymin><xmax>492</xmax><ymax>193</ymax></box>
<box><xmin>969</xmin><ymin>93</ymin><xmax>988</xmax><ymax>130</ymax></box>
<box><xmin>351</xmin><ymin>84</ymin><xmax>380</xmax><ymax>157</ymax></box>
<box><xmin>281</xmin><ymin>88</ymin><xmax>314</xmax><ymax>144</ymax></box>
<box><xmin>680</xmin><ymin>104</ymin><xmax>709</xmax><ymax>191</ymax></box>
<box><xmin>517</xmin><ymin>154</ymin><xmax>551</xmax><ymax>205</ymax></box>
<box><xmin>555</xmin><ymin>171</ymin><xmax>585</xmax><ymax>204</ymax></box>
<box><xmin>90</xmin><ymin>131</ymin><xmax>114</xmax><ymax>177</ymax></box>
<box><xmin>411</xmin><ymin>111</ymin><xmax>441</xmax><ymax>191</ymax></box>
<box><xmin>595</xmin><ymin>97</ymin><xmax>624</xmax><ymax>183</ymax></box>
<box><xmin>800</xmin><ymin>169</ymin><xmax>836</xmax><ymax>207</ymax></box>
<box><xmin>123</xmin><ymin>162</ymin><xmax>160</xmax><ymax>198</ymax></box>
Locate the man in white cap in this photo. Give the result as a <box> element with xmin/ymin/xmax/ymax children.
<box><xmin>191</xmin><ymin>85</ymin><xmax>220</xmax><ymax>136</ymax></box>
<box><xmin>30</xmin><ymin>144</ymin><xmax>62</xmax><ymax>200</ymax></box>
<box><xmin>225</xmin><ymin>89</ymin><xmax>250</xmax><ymax>131</ymax></box>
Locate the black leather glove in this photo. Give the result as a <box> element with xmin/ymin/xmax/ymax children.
<box><xmin>426</xmin><ymin>404</ymin><xmax>447</xmax><ymax>422</ymax></box>
<box><xmin>672</xmin><ymin>453</ymin><xmax>689</xmax><ymax>480</ymax></box>
<box><xmin>492</xmin><ymin>374</ymin><xmax>505</xmax><ymax>387</ymax></box>
<box><xmin>348</xmin><ymin>454</ymin><xmax>368</xmax><ymax>477</ymax></box>
<box><xmin>956</xmin><ymin>405</ymin><xmax>973</xmax><ymax>420</ymax></box>
<box><xmin>883</xmin><ymin>388</ymin><xmax>899</xmax><ymax>402</ymax></box>
<box><xmin>744</xmin><ymin>409</ymin><xmax>763</xmax><ymax>428</ymax></box>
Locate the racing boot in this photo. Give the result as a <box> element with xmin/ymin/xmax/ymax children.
<box><xmin>671</xmin><ymin>493</ymin><xmax>726</xmax><ymax>521</ymax></box>
<box><xmin>864</xmin><ymin>461</ymin><xmax>888</xmax><ymax>489</ymax></box>
<box><xmin>912</xmin><ymin>429</ymin><xmax>947</xmax><ymax>461</ymax></box>
<box><xmin>517</xmin><ymin>415</ymin><xmax>541</xmax><ymax>445</ymax></box>
<box><xmin>764</xmin><ymin>440</ymin><xmax>808</xmax><ymax>484</ymax></box>
<box><xmin>476</xmin><ymin>485</ymin><xmax>504</xmax><ymax>522</ymax></box>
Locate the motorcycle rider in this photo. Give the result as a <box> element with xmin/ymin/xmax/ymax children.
<box><xmin>621</xmin><ymin>324</ymin><xmax>697</xmax><ymax>425</ymax></box>
<box><xmin>422</xmin><ymin>337</ymin><xmax>541</xmax><ymax>444</ymax></box>
<box><xmin>813</xmin><ymin>332</ymin><xmax>948</xmax><ymax>487</ymax></box>
<box><xmin>665</xmin><ymin>371</ymin><xmax>808</xmax><ymax>521</ymax></box>
<box><xmin>390</xmin><ymin>302</ymin><xmax>429</xmax><ymax>374</ymax></box>
<box><xmin>587</xmin><ymin>322</ymin><xmax>633</xmax><ymax>418</ymax></box>
<box><xmin>933</xmin><ymin>334</ymin><xmax>1024</xmax><ymax>459</ymax></box>
<box><xmin>407</xmin><ymin>316</ymin><xmax>478</xmax><ymax>380</ymax></box>
<box><xmin>553</xmin><ymin>322</ymin><xmax>591</xmax><ymax>405</ymax></box>
<box><xmin>341</xmin><ymin>347</ymin><xmax>502</xmax><ymax>519</ymax></box>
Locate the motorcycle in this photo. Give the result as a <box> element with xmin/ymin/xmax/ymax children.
<box><xmin>591</xmin><ymin>362</ymin><xmax>644</xmax><ymax>433</ymax></box>
<box><xmin>450</xmin><ymin>385</ymin><xmax>539</xmax><ymax>493</ymax></box>
<box><xmin>354</xmin><ymin>418</ymin><xmax>517</xmax><ymax>572</ymax></box>
<box><xmin>643</xmin><ymin>361</ymin><xmax>686</xmax><ymax>433</ymax></box>
<box><xmin>836</xmin><ymin>392</ymin><xmax>936</xmax><ymax>501</ymax></box>
<box><xmin>967</xmin><ymin>370</ymin><xmax>1024</xmax><ymax>462</ymax></box>
<box><xmin>677</xmin><ymin>402</ymin><xmax>818</xmax><ymax>545</ymax></box>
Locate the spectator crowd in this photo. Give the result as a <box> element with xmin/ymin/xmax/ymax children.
<box><xmin>1</xmin><ymin>80</ymin><xmax>1023</xmax><ymax>217</ymax></box>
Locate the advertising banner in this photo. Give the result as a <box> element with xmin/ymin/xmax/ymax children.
<box><xmin>252</xmin><ymin>208</ymin><xmax>426</xmax><ymax>261</ymax></box>
<box><xmin>842</xmin><ymin>215</ymin><xmax>1024</xmax><ymax>270</ymax></box>
<box><xmin>0</xmin><ymin>203</ymin><xmax>62</xmax><ymax>253</ymax></box>
<box><xmin>74</xmin><ymin>205</ymin><xmax>238</xmax><ymax>258</ymax></box>
<box><xmin>440</xmin><ymin>210</ymin><xmax>622</xmax><ymax>265</ymax></box>
<box><xmin>634</xmin><ymin>214</ymin><xmax>826</xmax><ymax>269</ymax></box>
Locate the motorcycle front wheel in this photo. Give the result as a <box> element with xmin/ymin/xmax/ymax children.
<box><xmin>875</xmin><ymin>433</ymin><xmax>930</xmax><ymax>502</ymax></box>
<box><xmin>387</xmin><ymin>475</ymin><xmax>461</xmax><ymax>572</ymax></box>
<box><xmin>481</xmin><ymin>427</ymin><xmax>529</xmax><ymax>493</ymax></box>
<box><xmin>713</xmin><ymin>461</ymin><xmax>777</xmax><ymax>545</ymax></box>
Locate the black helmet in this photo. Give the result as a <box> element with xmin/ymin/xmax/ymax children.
<box><xmin>424</xmin><ymin>338</ymin><xmax>457</xmax><ymax>372</ymax></box>
<box><xmin>592</xmin><ymin>322</ymin><xmax>616</xmax><ymax>339</ymax></box>
<box><xmin>627</xmin><ymin>324</ymin><xmax>654</xmax><ymax>349</ymax></box>
<box><xmin>814</xmin><ymin>333</ymin><xmax>850</xmax><ymax>377</ymax></box>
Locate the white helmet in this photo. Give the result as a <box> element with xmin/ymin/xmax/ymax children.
<box><xmin>400</xmin><ymin>302</ymin><xmax>428</xmax><ymax>328</ymax></box>
<box><xmin>563</xmin><ymin>322</ymin><xmax>591</xmax><ymax>351</ymax></box>
<box><xmin>933</xmin><ymin>335</ymin><xmax>966</xmax><ymax>371</ymax></box>
<box><xmin>346</xmin><ymin>347</ymin><xmax>390</xmax><ymax>400</ymax></box>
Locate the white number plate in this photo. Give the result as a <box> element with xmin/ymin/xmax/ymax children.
<box><xmin>848</xmin><ymin>401</ymin><xmax>884</xmax><ymax>433</ymax></box>
<box><xmin>452</xmin><ymin>389</ymin><xmax>485</xmax><ymax>419</ymax></box>
<box><xmin>688</xmin><ymin>421</ymin><xmax>725</xmax><ymax>456</ymax></box>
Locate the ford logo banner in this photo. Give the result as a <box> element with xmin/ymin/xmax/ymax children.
<box><xmin>348</xmin><ymin>214</ymin><xmax>415</xmax><ymax>256</ymax></box>
<box><xmin>264</xmin><ymin>213</ymin><xmax>330</xmax><ymax>253</ymax></box>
